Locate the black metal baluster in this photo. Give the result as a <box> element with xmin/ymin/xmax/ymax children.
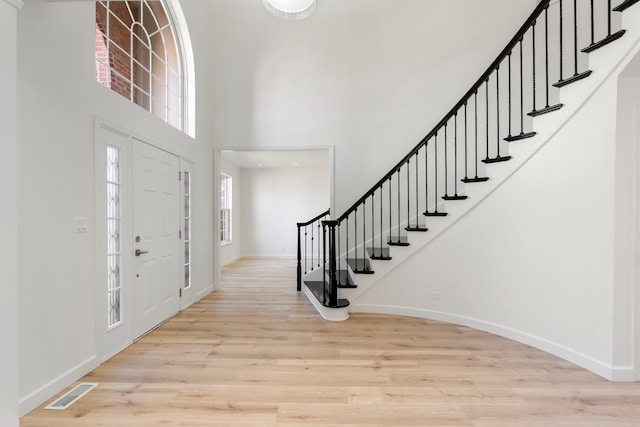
<box><xmin>345</xmin><ymin>215</ymin><xmax>349</xmax><ymax>271</ymax></box>
<box><xmin>532</xmin><ymin>21</ymin><xmax>537</xmax><ymax>112</ymax></box>
<box><xmin>573</xmin><ymin>0</ymin><xmax>578</xmax><ymax>76</ymax></box>
<box><xmin>380</xmin><ymin>184</ymin><xmax>383</xmax><ymax>255</ymax></box>
<box><xmin>496</xmin><ymin>66</ymin><xmax>502</xmax><ymax>159</ymax></box>
<box><xmin>354</xmin><ymin>207</ymin><xmax>358</xmax><ymax>271</ymax></box>
<box><xmin>454</xmin><ymin>113</ymin><xmax>459</xmax><ymax>196</ymax></box>
<box><xmin>474</xmin><ymin>92</ymin><xmax>479</xmax><ymax>175</ymax></box>
<box><xmin>485</xmin><ymin>81</ymin><xmax>489</xmax><ymax>161</ymax></box>
<box><xmin>424</xmin><ymin>141</ymin><xmax>429</xmax><ymax>213</ymax></box>
<box><xmin>531</xmin><ymin>4</ymin><xmax>563</xmax><ymax>116</ymax></box>
<box><xmin>415</xmin><ymin>152</ymin><xmax>419</xmax><ymax>225</ymax></box>
<box><xmin>397</xmin><ymin>169</ymin><xmax>401</xmax><ymax>238</ymax></box>
<box><xmin>317</xmin><ymin>221</ymin><xmax>321</xmax><ymax>268</ymax></box>
<box><xmin>388</xmin><ymin>176</ymin><xmax>392</xmax><ymax>241</ymax></box>
<box><xmin>444</xmin><ymin>122</ymin><xmax>449</xmax><ymax>197</ymax></box>
<box><xmin>560</xmin><ymin>0</ymin><xmax>564</xmax><ymax>82</ymax></box>
<box><xmin>362</xmin><ymin>200</ymin><xmax>366</xmax><ymax>270</ymax></box>
<box><xmin>556</xmin><ymin>0</ymin><xmax>593</xmax><ymax>86</ymax></box>
<box><xmin>461</xmin><ymin>97</ymin><xmax>487</xmax><ymax>183</ymax></box>
<box><xmin>608</xmin><ymin>0</ymin><xmax>612</xmax><ymax>36</ymax></box>
<box><xmin>585</xmin><ymin>0</ymin><xmax>625</xmax><ymax>52</ymax></box>
<box><xmin>444</xmin><ymin>114</ymin><xmax>467</xmax><ymax>199</ymax></box>
<box><xmin>506</xmin><ymin>38</ymin><xmax>536</xmax><ymax>141</ymax></box>
<box><xmin>464</xmin><ymin>102</ymin><xmax>469</xmax><ymax>180</ymax></box>
<box><xmin>406</xmin><ymin>158</ymin><xmax>411</xmax><ymax>226</ymax></box>
<box><xmin>590</xmin><ymin>0</ymin><xmax>595</xmax><ymax>45</ymax></box>
<box><xmin>371</xmin><ymin>192</ymin><xmax>375</xmax><ymax>258</ymax></box>
<box><xmin>508</xmin><ymin>52</ymin><xmax>512</xmax><ymax>138</ymax></box>
<box><xmin>304</xmin><ymin>225</ymin><xmax>308</xmax><ymax>274</ymax></box>
<box><xmin>425</xmin><ymin>133</ymin><xmax>447</xmax><ymax>216</ymax></box>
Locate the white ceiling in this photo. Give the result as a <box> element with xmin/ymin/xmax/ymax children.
<box><xmin>220</xmin><ymin>148</ymin><xmax>330</xmax><ymax>169</ymax></box>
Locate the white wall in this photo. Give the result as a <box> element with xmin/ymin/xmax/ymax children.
<box><xmin>209</xmin><ymin>0</ymin><xmax>537</xmax><ymax>216</ymax></box>
<box><xmin>1</xmin><ymin>1</ymin><xmax>21</xmax><ymax>425</ymax></box>
<box><xmin>17</xmin><ymin>0</ymin><xmax>217</xmax><ymax>414</ymax></box>
<box><xmin>220</xmin><ymin>158</ymin><xmax>243</xmax><ymax>266</ymax></box>
<box><xmin>241</xmin><ymin>167</ymin><xmax>330</xmax><ymax>257</ymax></box>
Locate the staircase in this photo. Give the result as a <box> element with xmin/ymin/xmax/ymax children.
<box><xmin>297</xmin><ymin>0</ymin><xmax>640</xmax><ymax>322</ymax></box>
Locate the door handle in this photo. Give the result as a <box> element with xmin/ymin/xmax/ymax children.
<box><xmin>135</xmin><ymin>249</ymin><xmax>149</xmax><ymax>256</ymax></box>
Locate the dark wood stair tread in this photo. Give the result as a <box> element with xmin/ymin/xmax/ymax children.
<box><xmin>462</xmin><ymin>176</ymin><xmax>489</xmax><ymax>183</ymax></box>
<box><xmin>367</xmin><ymin>247</ymin><xmax>391</xmax><ymax>260</ymax></box>
<box><xmin>505</xmin><ymin>132</ymin><xmax>536</xmax><ymax>142</ymax></box>
<box><xmin>347</xmin><ymin>258</ymin><xmax>374</xmax><ymax>274</ymax></box>
<box><xmin>553</xmin><ymin>70</ymin><xmax>592</xmax><ymax>88</ymax></box>
<box><xmin>303</xmin><ymin>280</ymin><xmax>350</xmax><ymax>308</ymax></box>
<box><xmin>582</xmin><ymin>30</ymin><xmax>625</xmax><ymax>53</ymax></box>
<box><xmin>388</xmin><ymin>236</ymin><xmax>410</xmax><ymax>246</ymax></box>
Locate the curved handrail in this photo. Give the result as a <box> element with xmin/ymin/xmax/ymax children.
<box><xmin>337</xmin><ymin>0</ymin><xmax>550</xmax><ymax>222</ymax></box>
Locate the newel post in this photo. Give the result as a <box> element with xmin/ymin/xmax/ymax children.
<box><xmin>296</xmin><ymin>223</ymin><xmax>303</xmax><ymax>291</ymax></box>
<box><xmin>323</xmin><ymin>220</ymin><xmax>339</xmax><ymax>307</ymax></box>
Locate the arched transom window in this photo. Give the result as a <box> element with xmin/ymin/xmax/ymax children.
<box><xmin>96</xmin><ymin>0</ymin><xmax>191</xmax><ymax>133</ymax></box>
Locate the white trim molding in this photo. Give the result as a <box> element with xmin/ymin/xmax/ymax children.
<box><xmin>4</xmin><ymin>0</ymin><xmax>24</xmax><ymax>10</ymax></box>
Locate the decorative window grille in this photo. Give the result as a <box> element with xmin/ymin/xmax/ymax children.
<box><xmin>106</xmin><ymin>146</ymin><xmax>122</xmax><ymax>328</ymax></box>
<box><xmin>220</xmin><ymin>173</ymin><xmax>232</xmax><ymax>244</ymax></box>
<box><xmin>95</xmin><ymin>0</ymin><xmax>185</xmax><ymax>131</ymax></box>
<box><xmin>183</xmin><ymin>170</ymin><xmax>191</xmax><ymax>289</ymax></box>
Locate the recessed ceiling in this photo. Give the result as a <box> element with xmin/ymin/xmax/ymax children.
<box><xmin>221</xmin><ymin>149</ymin><xmax>330</xmax><ymax>169</ymax></box>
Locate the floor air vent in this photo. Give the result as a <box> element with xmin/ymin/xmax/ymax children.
<box><xmin>45</xmin><ymin>383</ymin><xmax>98</xmax><ymax>410</ymax></box>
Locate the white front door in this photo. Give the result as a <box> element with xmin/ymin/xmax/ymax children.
<box><xmin>132</xmin><ymin>140</ymin><xmax>181</xmax><ymax>339</ymax></box>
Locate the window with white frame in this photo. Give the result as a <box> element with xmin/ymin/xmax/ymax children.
<box><xmin>95</xmin><ymin>0</ymin><xmax>187</xmax><ymax>132</ymax></box>
<box><xmin>220</xmin><ymin>173</ymin><xmax>232</xmax><ymax>244</ymax></box>
<box><xmin>183</xmin><ymin>170</ymin><xmax>192</xmax><ymax>289</ymax></box>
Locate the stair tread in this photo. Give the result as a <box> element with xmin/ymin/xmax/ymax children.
<box><xmin>505</xmin><ymin>132</ymin><xmax>536</xmax><ymax>142</ymax></box>
<box><xmin>304</xmin><ymin>281</ymin><xmax>350</xmax><ymax>308</ymax></box>
<box><xmin>614</xmin><ymin>0</ymin><xmax>640</xmax><ymax>12</ymax></box>
<box><xmin>582</xmin><ymin>30</ymin><xmax>625</xmax><ymax>53</ymax></box>
<box><xmin>388</xmin><ymin>236</ymin><xmax>410</xmax><ymax>246</ymax></box>
<box><xmin>367</xmin><ymin>247</ymin><xmax>392</xmax><ymax>260</ymax></box>
<box><xmin>483</xmin><ymin>155</ymin><xmax>512</xmax><ymax>164</ymax></box>
<box><xmin>553</xmin><ymin>70</ymin><xmax>592</xmax><ymax>88</ymax></box>
<box><xmin>405</xmin><ymin>225</ymin><xmax>429</xmax><ymax>232</ymax></box>
<box><xmin>529</xmin><ymin>103</ymin><xmax>563</xmax><ymax>117</ymax></box>
<box><xmin>442</xmin><ymin>194</ymin><xmax>468</xmax><ymax>201</ymax></box>
<box><xmin>346</xmin><ymin>258</ymin><xmax>375</xmax><ymax>274</ymax></box>
<box><xmin>462</xmin><ymin>176</ymin><xmax>490</xmax><ymax>183</ymax></box>
<box><xmin>334</xmin><ymin>270</ymin><xmax>356</xmax><ymax>288</ymax></box>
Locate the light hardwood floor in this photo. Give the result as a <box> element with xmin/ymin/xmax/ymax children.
<box><xmin>21</xmin><ymin>258</ymin><xmax>640</xmax><ymax>426</ymax></box>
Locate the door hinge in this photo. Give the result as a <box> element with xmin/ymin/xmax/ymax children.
<box><xmin>179</xmin><ymin>288</ymin><xmax>183</xmax><ymax>297</ymax></box>
<box><xmin>179</xmin><ymin>229</ymin><xmax>182</xmax><ymax>239</ymax></box>
<box><xmin>179</xmin><ymin>171</ymin><xmax>182</xmax><ymax>181</ymax></box>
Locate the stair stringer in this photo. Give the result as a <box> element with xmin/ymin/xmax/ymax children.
<box><xmin>341</xmin><ymin>5</ymin><xmax>640</xmax><ymax>314</ymax></box>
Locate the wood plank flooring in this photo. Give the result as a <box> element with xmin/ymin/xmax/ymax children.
<box><xmin>21</xmin><ymin>258</ymin><xmax>640</xmax><ymax>426</ymax></box>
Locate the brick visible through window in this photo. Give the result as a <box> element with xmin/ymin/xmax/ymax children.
<box><xmin>95</xmin><ymin>1</ymin><xmax>184</xmax><ymax>132</ymax></box>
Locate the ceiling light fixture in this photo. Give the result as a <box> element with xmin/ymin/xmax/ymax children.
<box><xmin>262</xmin><ymin>0</ymin><xmax>316</xmax><ymax>21</ymax></box>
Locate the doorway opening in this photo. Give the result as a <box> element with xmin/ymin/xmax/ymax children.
<box><xmin>216</xmin><ymin>147</ymin><xmax>333</xmax><ymax>279</ymax></box>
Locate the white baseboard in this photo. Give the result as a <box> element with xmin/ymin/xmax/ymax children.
<box><xmin>354</xmin><ymin>303</ymin><xmax>629</xmax><ymax>381</ymax></box>
<box><xmin>303</xmin><ymin>285</ymin><xmax>349</xmax><ymax>321</ymax></box>
<box><xmin>221</xmin><ymin>255</ymin><xmax>241</xmax><ymax>267</ymax></box>
<box><xmin>240</xmin><ymin>254</ymin><xmax>296</xmax><ymax>260</ymax></box>
<box><xmin>197</xmin><ymin>283</ymin><xmax>215</xmax><ymax>298</ymax></box>
<box><xmin>19</xmin><ymin>355</ymin><xmax>98</xmax><ymax>417</ymax></box>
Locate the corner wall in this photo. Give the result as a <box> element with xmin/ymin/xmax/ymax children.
<box><xmin>1</xmin><ymin>1</ymin><xmax>21</xmax><ymax>425</ymax></box>
<box><xmin>240</xmin><ymin>167</ymin><xmax>330</xmax><ymax>258</ymax></box>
